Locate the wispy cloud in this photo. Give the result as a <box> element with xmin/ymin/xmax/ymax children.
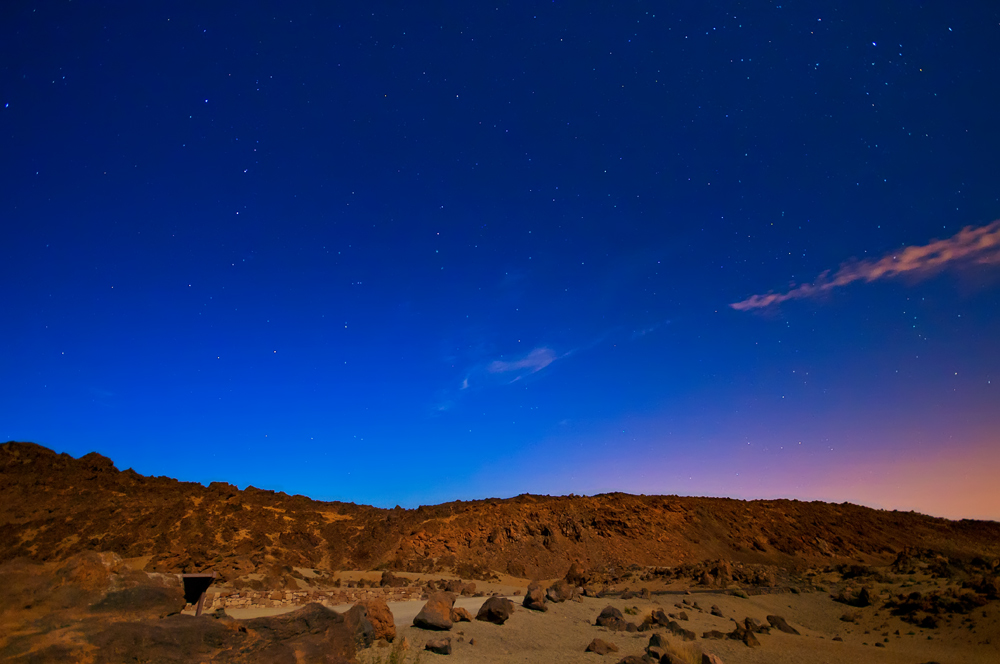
<box><xmin>458</xmin><ymin>346</ymin><xmax>565</xmax><ymax>392</ymax></box>
<box><xmin>731</xmin><ymin>220</ymin><xmax>1000</xmax><ymax>311</ymax></box>
<box><xmin>486</xmin><ymin>347</ymin><xmax>557</xmax><ymax>375</ymax></box>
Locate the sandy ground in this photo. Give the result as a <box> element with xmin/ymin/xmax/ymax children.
<box><xmin>186</xmin><ymin>581</ymin><xmax>1000</xmax><ymax>663</ymax></box>
<box><xmin>354</xmin><ymin>589</ymin><xmax>999</xmax><ymax>664</ymax></box>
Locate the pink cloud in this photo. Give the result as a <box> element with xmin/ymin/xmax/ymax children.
<box><xmin>732</xmin><ymin>220</ymin><xmax>1000</xmax><ymax>311</ymax></box>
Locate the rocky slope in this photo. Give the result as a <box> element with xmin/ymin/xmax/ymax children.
<box><xmin>3</xmin><ymin>441</ymin><xmax>998</xmax><ymax>586</ymax></box>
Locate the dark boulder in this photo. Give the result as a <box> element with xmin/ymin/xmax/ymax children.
<box><xmin>476</xmin><ymin>596</ymin><xmax>515</xmax><ymax>625</ymax></box>
<box><xmin>523</xmin><ymin>583</ymin><xmax>548</xmax><ymax>612</ymax></box>
<box><xmin>586</xmin><ymin>638</ymin><xmax>619</xmax><ymax>655</ymax></box>
<box><xmin>766</xmin><ymin>614</ymin><xmax>800</xmax><ymax>635</ymax></box>
<box><xmin>547</xmin><ymin>579</ymin><xmax>577</xmax><ymax>603</ymax></box>
<box><xmin>343</xmin><ymin>604</ymin><xmax>376</xmax><ymax>648</ymax></box>
<box><xmin>425</xmin><ymin>638</ymin><xmax>452</xmax><ymax>655</ymax></box>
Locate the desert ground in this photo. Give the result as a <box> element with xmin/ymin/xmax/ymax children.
<box><xmin>172</xmin><ymin>567</ymin><xmax>1000</xmax><ymax>664</ymax></box>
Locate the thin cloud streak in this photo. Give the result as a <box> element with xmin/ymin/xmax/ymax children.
<box><xmin>486</xmin><ymin>347</ymin><xmax>557</xmax><ymax>375</ymax></box>
<box><xmin>731</xmin><ymin>220</ymin><xmax>1000</xmax><ymax>311</ymax></box>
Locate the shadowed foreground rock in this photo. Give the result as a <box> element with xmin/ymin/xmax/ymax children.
<box><xmin>0</xmin><ymin>553</ymin><xmax>367</xmax><ymax>664</ymax></box>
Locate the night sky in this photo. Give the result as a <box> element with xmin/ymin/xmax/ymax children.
<box><xmin>3</xmin><ymin>2</ymin><xmax>999</xmax><ymax>520</ymax></box>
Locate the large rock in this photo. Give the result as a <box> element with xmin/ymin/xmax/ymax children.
<box><xmin>343</xmin><ymin>604</ymin><xmax>376</xmax><ymax>648</ymax></box>
<box><xmin>665</xmin><ymin>620</ymin><xmax>696</xmax><ymax>641</ymax></box>
<box><xmin>727</xmin><ymin>623</ymin><xmax>760</xmax><ymax>647</ymax></box>
<box><xmin>380</xmin><ymin>571</ymin><xmax>406</xmax><ymax>588</ymax></box>
<box><xmin>649</xmin><ymin>608</ymin><xmax>671</xmax><ymax>626</ymax></box>
<box><xmin>89</xmin><ymin>585</ymin><xmax>186</xmax><ymax>620</ymax></box>
<box><xmin>523</xmin><ymin>583</ymin><xmax>548</xmax><ymax>612</ymax></box>
<box><xmin>546</xmin><ymin>579</ymin><xmax>576</xmax><ymax>603</ymax></box>
<box><xmin>766</xmin><ymin>614</ymin><xmax>800</xmax><ymax>635</ymax></box>
<box><xmin>615</xmin><ymin>656</ymin><xmax>656</xmax><ymax>664</ymax></box>
<box><xmin>414</xmin><ymin>592</ymin><xmax>456</xmax><ymax>630</ymax></box>
<box><xmin>425</xmin><ymin>638</ymin><xmax>452</xmax><ymax>655</ymax></box>
<box><xmin>595</xmin><ymin>605</ymin><xmax>627</xmax><ymax>630</ymax></box>
<box><xmin>566</xmin><ymin>562</ymin><xmax>589</xmax><ymax>587</ymax></box>
<box><xmin>646</xmin><ymin>633</ymin><xmax>671</xmax><ymax>659</ymax></box>
<box><xmin>701</xmin><ymin>654</ymin><xmax>725</xmax><ymax>664</ymax></box>
<box><xmin>476</xmin><ymin>596</ymin><xmax>515</xmax><ymax>625</ymax></box>
<box><xmin>360</xmin><ymin>599</ymin><xmax>396</xmax><ymax>642</ymax></box>
<box><xmin>586</xmin><ymin>638</ymin><xmax>619</xmax><ymax>655</ymax></box>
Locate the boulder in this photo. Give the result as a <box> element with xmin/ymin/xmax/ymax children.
<box><xmin>727</xmin><ymin>623</ymin><xmax>760</xmax><ymax>647</ymax></box>
<box><xmin>650</xmin><ymin>608</ymin><xmax>671</xmax><ymax>626</ymax></box>
<box><xmin>702</xmin><ymin>630</ymin><xmax>727</xmax><ymax>640</ymax></box>
<box><xmin>89</xmin><ymin>585</ymin><xmax>186</xmax><ymax>620</ymax></box>
<box><xmin>677</xmin><ymin>611</ymin><xmax>689</xmax><ymax>621</ymax></box>
<box><xmin>665</xmin><ymin>620</ymin><xmax>696</xmax><ymax>641</ymax></box>
<box><xmin>547</xmin><ymin>579</ymin><xmax>576</xmax><ymax>603</ymax></box>
<box><xmin>360</xmin><ymin>599</ymin><xmax>396</xmax><ymax>642</ymax></box>
<box><xmin>710</xmin><ymin>605</ymin><xmax>723</xmax><ymax>617</ymax></box>
<box><xmin>586</xmin><ymin>638</ymin><xmax>619</xmax><ymax>655</ymax></box>
<box><xmin>380</xmin><ymin>571</ymin><xmax>406</xmax><ymax>588</ymax></box>
<box><xmin>566</xmin><ymin>562</ymin><xmax>589</xmax><ymax>587</ymax></box>
<box><xmin>766</xmin><ymin>614</ymin><xmax>800</xmax><ymax>635</ymax></box>
<box><xmin>476</xmin><ymin>596</ymin><xmax>515</xmax><ymax>625</ymax></box>
<box><xmin>414</xmin><ymin>592</ymin><xmax>456</xmax><ymax>630</ymax></box>
<box><xmin>701</xmin><ymin>654</ymin><xmax>725</xmax><ymax>664</ymax></box>
<box><xmin>646</xmin><ymin>633</ymin><xmax>671</xmax><ymax>659</ymax></box>
<box><xmin>343</xmin><ymin>604</ymin><xmax>376</xmax><ymax>648</ymax></box>
<box><xmin>615</xmin><ymin>656</ymin><xmax>656</xmax><ymax>664</ymax></box>
<box><xmin>450</xmin><ymin>607</ymin><xmax>473</xmax><ymax>623</ymax></box>
<box><xmin>425</xmin><ymin>638</ymin><xmax>452</xmax><ymax>655</ymax></box>
<box><xmin>523</xmin><ymin>583</ymin><xmax>548</xmax><ymax>612</ymax></box>
<box><xmin>596</xmin><ymin>605</ymin><xmax>627</xmax><ymax>630</ymax></box>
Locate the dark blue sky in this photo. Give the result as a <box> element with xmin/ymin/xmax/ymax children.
<box><xmin>3</xmin><ymin>1</ymin><xmax>999</xmax><ymax>518</ymax></box>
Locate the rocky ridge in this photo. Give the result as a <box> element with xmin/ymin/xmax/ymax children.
<box><xmin>3</xmin><ymin>441</ymin><xmax>999</xmax><ymax>589</ymax></box>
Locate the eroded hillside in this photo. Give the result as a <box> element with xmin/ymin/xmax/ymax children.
<box><xmin>3</xmin><ymin>441</ymin><xmax>998</xmax><ymax>585</ymax></box>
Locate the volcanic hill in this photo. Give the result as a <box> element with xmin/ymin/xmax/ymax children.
<box><xmin>3</xmin><ymin>441</ymin><xmax>998</xmax><ymax>588</ymax></box>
